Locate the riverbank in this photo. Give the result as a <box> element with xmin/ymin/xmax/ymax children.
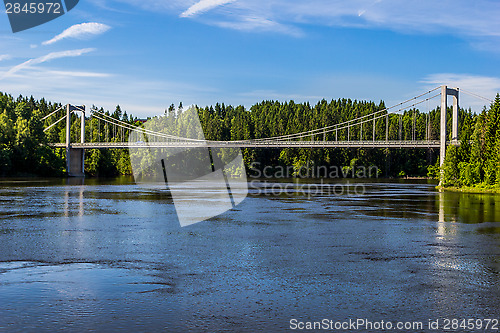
<box><xmin>438</xmin><ymin>185</ymin><xmax>500</xmax><ymax>194</ymax></box>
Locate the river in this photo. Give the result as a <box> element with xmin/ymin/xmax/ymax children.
<box><xmin>0</xmin><ymin>178</ymin><xmax>499</xmax><ymax>332</ymax></box>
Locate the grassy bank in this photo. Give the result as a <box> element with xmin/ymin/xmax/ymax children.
<box><xmin>438</xmin><ymin>185</ymin><xmax>500</xmax><ymax>194</ymax></box>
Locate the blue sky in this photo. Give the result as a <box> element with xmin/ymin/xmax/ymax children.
<box><xmin>1</xmin><ymin>0</ymin><xmax>500</xmax><ymax>117</ymax></box>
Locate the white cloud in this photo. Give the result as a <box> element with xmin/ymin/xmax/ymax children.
<box><xmin>265</xmin><ymin>0</ymin><xmax>500</xmax><ymax>37</ymax></box>
<box><xmin>112</xmin><ymin>0</ymin><xmax>500</xmax><ymax>40</ymax></box>
<box><xmin>110</xmin><ymin>0</ymin><xmax>187</xmax><ymax>12</ymax></box>
<box><xmin>0</xmin><ymin>62</ymin><xmax>221</xmax><ymax>118</ymax></box>
<box><xmin>44</xmin><ymin>70</ymin><xmax>112</xmax><ymax>78</ymax></box>
<box><xmin>0</xmin><ymin>55</ymin><xmax>11</xmax><ymax>61</ymax></box>
<box><xmin>214</xmin><ymin>16</ymin><xmax>303</xmax><ymax>37</ymax></box>
<box><xmin>181</xmin><ymin>0</ymin><xmax>235</xmax><ymax>17</ymax></box>
<box><xmin>42</xmin><ymin>23</ymin><xmax>111</xmax><ymax>46</ymax></box>
<box><xmin>421</xmin><ymin>73</ymin><xmax>500</xmax><ymax>111</ymax></box>
<box><xmin>1</xmin><ymin>48</ymin><xmax>95</xmax><ymax>79</ymax></box>
<box><xmin>469</xmin><ymin>37</ymin><xmax>500</xmax><ymax>54</ymax></box>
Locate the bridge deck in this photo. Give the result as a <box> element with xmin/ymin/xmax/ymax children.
<box><xmin>50</xmin><ymin>140</ymin><xmax>441</xmax><ymax>149</ymax></box>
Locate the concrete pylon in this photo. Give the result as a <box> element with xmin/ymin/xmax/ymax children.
<box><xmin>449</xmin><ymin>88</ymin><xmax>459</xmax><ymax>143</ymax></box>
<box><xmin>439</xmin><ymin>85</ymin><xmax>459</xmax><ymax>186</ymax></box>
<box><xmin>65</xmin><ymin>104</ymin><xmax>72</xmax><ymax>175</ymax></box>
<box><xmin>440</xmin><ymin>86</ymin><xmax>447</xmax><ymax>171</ymax></box>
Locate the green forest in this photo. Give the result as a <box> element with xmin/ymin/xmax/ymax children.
<box><xmin>1</xmin><ymin>90</ymin><xmax>499</xmax><ymax>190</ymax></box>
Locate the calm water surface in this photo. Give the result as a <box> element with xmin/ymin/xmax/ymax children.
<box><xmin>0</xmin><ymin>178</ymin><xmax>499</xmax><ymax>332</ymax></box>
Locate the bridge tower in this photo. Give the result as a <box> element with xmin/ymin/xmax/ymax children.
<box><xmin>66</xmin><ymin>104</ymin><xmax>86</xmax><ymax>177</ymax></box>
<box><xmin>440</xmin><ymin>85</ymin><xmax>459</xmax><ymax>185</ymax></box>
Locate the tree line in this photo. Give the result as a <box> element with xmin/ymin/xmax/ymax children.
<box><xmin>1</xmin><ymin>90</ymin><xmax>496</xmax><ymax>186</ymax></box>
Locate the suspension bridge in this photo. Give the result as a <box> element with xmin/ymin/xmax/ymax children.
<box><xmin>43</xmin><ymin>85</ymin><xmax>492</xmax><ymax>179</ymax></box>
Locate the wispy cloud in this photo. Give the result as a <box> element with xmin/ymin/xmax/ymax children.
<box><xmin>43</xmin><ymin>70</ymin><xmax>112</xmax><ymax>78</ymax></box>
<box><xmin>422</xmin><ymin>73</ymin><xmax>500</xmax><ymax>111</ymax></box>
<box><xmin>422</xmin><ymin>73</ymin><xmax>500</xmax><ymax>98</ymax></box>
<box><xmin>42</xmin><ymin>23</ymin><xmax>111</xmax><ymax>46</ymax></box>
<box><xmin>263</xmin><ymin>0</ymin><xmax>500</xmax><ymax>37</ymax></box>
<box><xmin>1</xmin><ymin>48</ymin><xmax>95</xmax><ymax>79</ymax></box>
<box><xmin>214</xmin><ymin>16</ymin><xmax>303</xmax><ymax>37</ymax></box>
<box><xmin>0</xmin><ymin>63</ymin><xmax>220</xmax><ymax>117</ymax></box>
<box><xmin>113</xmin><ymin>0</ymin><xmax>500</xmax><ymax>41</ymax></box>
<box><xmin>0</xmin><ymin>55</ymin><xmax>11</xmax><ymax>61</ymax></box>
<box><xmin>181</xmin><ymin>0</ymin><xmax>235</xmax><ymax>17</ymax></box>
<box><xmin>109</xmin><ymin>0</ymin><xmax>187</xmax><ymax>12</ymax></box>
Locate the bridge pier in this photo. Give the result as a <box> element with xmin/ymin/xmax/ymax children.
<box><xmin>65</xmin><ymin>104</ymin><xmax>86</xmax><ymax>177</ymax></box>
<box><xmin>439</xmin><ymin>85</ymin><xmax>459</xmax><ymax>186</ymax></box>
<box><xmin>67</xmin><ymin>148</ymin><xmax>85</xmax><ymax>177</ymax></box>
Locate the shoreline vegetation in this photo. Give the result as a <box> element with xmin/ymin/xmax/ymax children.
<box><xmin>439</xmin><ymin>94</ymin><xmax>500</xmax><ymax>194</ymax></box>
<box><xmin>1</xmin><ymin>91</ymin><xmax>499</xmax><ymax>195</ymax></box>
<box><xmin>439</xmin><ymin>185</ymin><xmax>500</xmax><ymax>194</ymax></box>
